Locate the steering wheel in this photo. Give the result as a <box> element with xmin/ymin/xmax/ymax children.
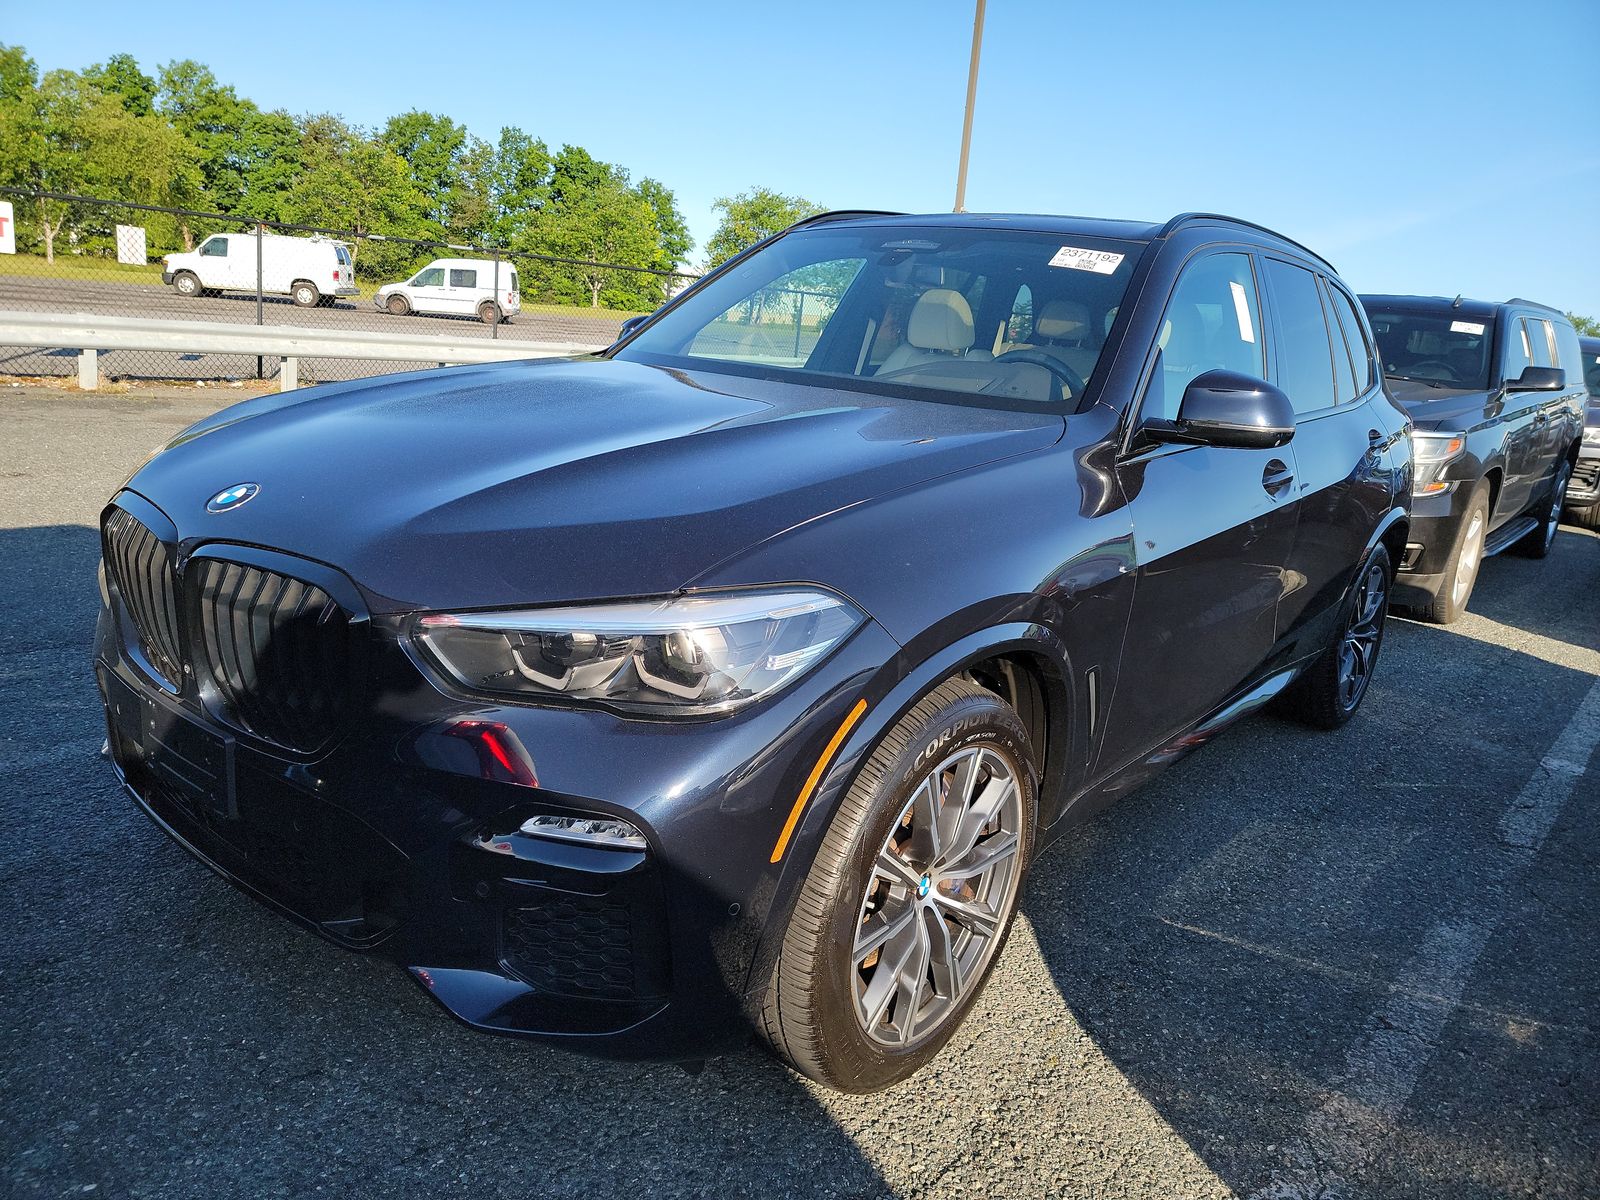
<box><xmin>992</xmin><ymin>349</ymin><xmax>1086</xmax><ymax>399</ymax></box>
<box><xmin>1406</xmin><ymin>359</ymin><xmax>1458</xmax><ymax>383</ymax></box>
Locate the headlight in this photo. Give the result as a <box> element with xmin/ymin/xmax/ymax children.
<box><xmin>1583</xmin><ymin>425</ymin><xmax>1599</xmax><ymax>447</ymax></box>
<box><xmin>416</xmin><ymin>589</ymin><xmax>865</xmax><ymax>715</ymax></box>
<box><xmin>1411</xmin><ymin>433</ymin><xmax>1466</xmax><ymax>496</ymax></box>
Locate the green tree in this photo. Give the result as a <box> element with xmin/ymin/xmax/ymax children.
<box><xmin>636</xmin><ymin>176</ymin><xmax>691</xmax><ymax>272</ymax></box>
<box><xmin>488</xmin><ymin>126</ymin><xmax>551</xmax><ymax>245</ymax></box>
<box><xmin>705</xmin><ymin>187</ymin><xmax>825</xmax><ymax>269</ymax></box>
<box><xmin>281</xmin><ymin>115</ymin><xmax>428</xmax><ymax>279</ymax></box>
<box><xmin>0</xmin><ymin>42</ymin><xmax>38</xmax><ymax>102</ymax></box>
<box><xmin>381</xmin><ymin>109</ymin><xmax>469</xmax><ymax>236</ymax></box>
<box><xmin>1567</xmin><ymin>312</ymin><xmax>1599</xmax><ymax>337</ymax></box>
<box><xmin>520</xmin><ymin>179</ymin><xmax>660</xmax><ymax>309</ymax></box>
<box><xmin>0</xmin><ymin>68</ymin><xmax>196</xmax><ymax>260</ymax></box>
<box><xmin>82</xmin><ymin>53</ymin><xmax>156</xmax><ymax>116</ymax></box>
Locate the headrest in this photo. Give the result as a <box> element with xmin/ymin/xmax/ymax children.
<box><xmin>1034</xmin><ymin>299</ymin><xmax>1089</xmax><ymax>342</ymax></box>
<box><xmin>907</xmin><ymin>288</ymin><xmax>975</xmax><ymax>352</ymax></box>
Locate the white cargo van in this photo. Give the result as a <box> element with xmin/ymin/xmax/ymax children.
<box><xmin>374</xmin><ymin>258</ymin><xmax>520</xmax><ymax>324</ymax></box>
<box><xmin>162</xmin><ymin>233</ymin><xmax>358</xmax><ymax>307</ymax></box>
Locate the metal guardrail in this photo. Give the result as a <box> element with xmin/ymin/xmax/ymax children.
<box><xmin>0</xmin><ymin>309</ymin><xmax>605</xmax><ymax>391</ymax></box>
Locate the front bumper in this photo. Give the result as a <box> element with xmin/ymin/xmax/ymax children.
<box><xmin>94</xmin><ymin>533</ymin><xmax>896</xmax><ymax>1061</ymax></box>
<box><xmin>161</xmin><ymin>271</ymin><xmax>174</xmax><ymax>285</ymax></box>
<box><xmin>1392</xmin><ymin>483</ymin><xmax>1473</xmax><ymax>604</ymax></box>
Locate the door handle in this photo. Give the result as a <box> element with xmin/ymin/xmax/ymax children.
<box><xmin>1262</xmin><ymin>460</ymin><xmax>1295</xmax><ymax>496</ymax></box>
<box><xmin>1534</xmin><ymin>412</ymin><xmax>1549</xmax><ymax>424</ymax></box>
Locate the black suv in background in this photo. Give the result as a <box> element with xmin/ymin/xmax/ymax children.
<box><xmin>1360</xmin><ymin>295</ymin><xmax>1586</xmax><ymax>623</ymax></box>
<box><xmin>98</xmin><ymin>211</ymin><xmax>1410</xmax><ymax>1092</ymax></box>
<box><xmin>1563</xmin><ymin>335</ymin><xmax>1600</xmax><ymax>528</ymax></box>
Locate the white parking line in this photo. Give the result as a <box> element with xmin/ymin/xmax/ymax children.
<box><xmin>1250</xmin><ymin>674</ymin><xmax>1600</xmax><ymax>1200</ymax></box>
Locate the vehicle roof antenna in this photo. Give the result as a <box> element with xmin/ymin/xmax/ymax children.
<box><xmin>1451</xmin><ymin>294</ymin><xmax>1463</xmax><ymax>309</ymax></box>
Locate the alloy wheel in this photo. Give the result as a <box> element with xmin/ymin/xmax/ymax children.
<box><xmin>1544</xmin><ymin>462</ymin><xmax>1571</xmax><ymax>549</ymax></box>
<box><xmin>851</xmin><ymin>744</ymin><xmax>1024</xmax><ymax>1047</ymax></box>
<box><xmin>1339</xmin><ymin>560</ymin><xmax>1388</xmax><ymax>709</ymax></box>
<box><xmin>1452</xmin><ymin>509</ymin><xmax>1485</xmax><ymax>611</ymax></box>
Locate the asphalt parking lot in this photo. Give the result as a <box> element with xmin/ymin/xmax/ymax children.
<box><xmin>0</xmin><ymin>276</ymin><xmax>613</xmax><ymax>382</ymax></box>
<box><xmin>3</xmin><ymin>384</ymin><xmax>1596</xmax><ymax>1199</ymax></box>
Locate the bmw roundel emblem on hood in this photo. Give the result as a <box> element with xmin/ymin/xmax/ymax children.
<box><xmin>206</xmin><ymin>482</ymin><xmax>260</xmax><ymax>513</ymax></box>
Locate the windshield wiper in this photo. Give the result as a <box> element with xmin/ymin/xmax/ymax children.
<box><xmin>1386</xmin><ymin>374</ymin><xmax>1445</xmax><ymax>388</ymax></box>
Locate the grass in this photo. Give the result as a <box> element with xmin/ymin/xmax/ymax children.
<box><xmin>0</xmin><ymin>252</ymin><xmax>165</xmax><ymax>286</ymax></box>
<box><xmin>0</xmin><ymin>251</ymin><xmax>644</xmax><ymax>320</ymax></box>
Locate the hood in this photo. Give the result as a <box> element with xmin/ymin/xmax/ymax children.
<box><xmin>125</xmin><ymin>357</ymin><xmax>1063</xmax><ymax>612</ymax></box>
<box><xmin>1384</xmin><ymin>377</ymin><xmax>1495</xmax><ymax>432</ymax></box>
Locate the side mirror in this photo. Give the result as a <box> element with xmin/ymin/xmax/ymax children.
<box><xmin>616</xmin><ymin>314</ymin><xmax>650</xmax><ymax>341</ymax></box>
<box><xmin>1506</xmin><ymin>365</ymin><xmax>1565</xmax><ymax>392</ymax></box>
<box><xmin>1145</xmin><ymin>369</ymin><xmax>1296</xmax><ymax>450</ymax></box>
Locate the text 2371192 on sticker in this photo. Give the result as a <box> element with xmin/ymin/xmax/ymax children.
<box><xmin>1048</xmin><ymin>246</ymin><xmax>1125</xmax><ymax>274</ymax></box>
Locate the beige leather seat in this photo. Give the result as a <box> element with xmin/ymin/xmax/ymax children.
<box><xmin>1018</xmin><ymin>299</ymin><xmax>1101</xmax><ymax>383</ymax></box>
<box><xmin>878</xmin><ymin>288</ymin><xmax>987</xmax><ymax>375</ymax></box>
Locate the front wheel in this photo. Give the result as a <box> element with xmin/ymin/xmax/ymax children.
<box><xmin>385</xmin><ymin>294</ymin><xmax>410</xmax><ymax>317</ymax></box>
<box><xmin>1282</xmin><ymin>542</ymin><xmax>1392</xmax><ymax>729</ymax></box>
<box><xmin>172</xmin><ymin>271</ymin><xmax>200</xmax><ymax>298</ymax></box>
<box><xmin>761</xmin><ymin>678</ymin><xmax>1036</xmax><ymax>1093</ymax></box>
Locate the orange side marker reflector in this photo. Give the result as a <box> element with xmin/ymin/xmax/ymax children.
<box><xmin>770</xmin><ymin>698</ymin><xmax>869</xmax><ymax>864</ymax></box>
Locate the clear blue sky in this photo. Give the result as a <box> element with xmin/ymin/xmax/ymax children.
<box><xmin>8</xmin><ymin>0</ymin><xmax>1599</xmax><ymax>313</ymax></box>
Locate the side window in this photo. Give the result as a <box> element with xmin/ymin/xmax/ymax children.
<box><xmin>1264</xmin><ymin>259</ymin><xmax>1336</xmax><ymax>415</ymax></box>
<box><xmin>1503</xmin><ymin>317</ymin><xmax>1533</xmax><ymax>381</ymax></box>
<box><xmin>413</xmin><ymin>267</ymin><xmax>446</xmax><ymax>287</ymax></box>
<box><xmin>1326</xmin><ymin>282</ymin><xmax>1375</xmax><ymax>395</ymax></box>
<box><xmin>1140</xmin><ymin>252</ymin><xmax>1264</xmax><ymax>424</ymax></box>
<box><xmin>200</xmin><ymin>237</ymin><xmax>228</xmax><ymax>258</ymax></box>
<box><xmin>1320</xmin><ymin>281</ymin><xmax>1357</xmax><ymax>405</ymax></box>
<box><xmin>509</xmin><ymin>270</ymin><xmax>519</xmax><ymax>294</ymax></box>
<box><xmin>1530</xmin><ymin>319</ymin><xmax>1557</xmax><ymax>367</ymax></box>
<box><xmin>449</xmin><ymin>268</ymin><xmax>478</xmax><ymax>288</ymax></box>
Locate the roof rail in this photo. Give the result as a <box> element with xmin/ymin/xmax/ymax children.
<box><xmin>1156</xmin><ymin>212</ymin><xmax>1335</xmax><ymax>271</ymax></box>
<box><xmin>1505</xmin><ymin>296</ymin><xmax>1564</xmax><ymax>316</ymax></box>
<box><xmin>789</xmin><ymin>209</ymin><xmax>908</xmax><ymax>230</ymax></box>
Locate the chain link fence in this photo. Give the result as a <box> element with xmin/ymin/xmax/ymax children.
<box><xmin>0</xmin><ymin>189</ymin><xmax>700</xmax><ymax>385</ymax></box>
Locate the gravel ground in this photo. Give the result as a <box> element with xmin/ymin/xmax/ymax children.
<box><xmin>0</xmin><ymin>276</ymin><xmax>613</xmax><ymax>382</ymax></box>
<box><xmin>2</xmin><ymin>386</ymin><xmax>1596</xmax><ymax>1199</ymax></box>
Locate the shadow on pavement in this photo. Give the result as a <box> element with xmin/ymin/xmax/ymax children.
<box><xmin>1023</xmin><ymin>527</ymin><xmax>1600</xmax><ymax>1197</ymax></box>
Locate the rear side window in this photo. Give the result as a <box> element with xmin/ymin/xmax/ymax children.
<box><xmin>1503</xmin><ymin>317</ymin><xmax>1534</xmax><ymax>381</ymax></box>
<box><xmin>1320</xmin><ymin>283</ymin><xmax>1357</xmax><ymax>405</ymax></box>
<box><xmin>509</xmin><ymin>270</ymin><xmax>519</xmax><ymax>294</ymax></box>
<box><xmin>1325</xmin><ymin>283</ymin><xmax>1375</xmax><ymax>395</ymax></box>
<box><xmin>200</xmin><ymin>237</ymin><xmax>228</xmax><ymax>257</ymax></box>
<box><xmin>450</xmin><ymin>268</ymin><xmax>478</xmax><ymax>288</ymax></box>
<box><xmin>1264</xmin><ymin>259</ymin><xmax>1336</xmax><ymax>415</ymax></box>
<box><xmin>1529</xmin><ymin>318</ymin><xmax>1557</xmax><ymax>367</ymax></box>
<box><xmin>1141</xmin><ymin>252</ymin><xmax>1263</xmax><ymax>424</ymax></box>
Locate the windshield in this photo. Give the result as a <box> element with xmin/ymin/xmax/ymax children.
<box><xmin>617</xmin><ymin>225</ymin><xmax>1145</xmax><ymax>410</ymax></box>
<box><xmin>1365</xmin><ymin>306</ymin><xmax>1496</xmax><ymax>389</ymax></box>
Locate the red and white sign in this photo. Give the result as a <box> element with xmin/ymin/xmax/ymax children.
<box><xmin>0</xmin><ymin>201</ymin><xmax>15</xmax><ymax>255</ymax></box>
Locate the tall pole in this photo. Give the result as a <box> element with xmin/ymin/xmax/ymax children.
<box><xmin>953</xmin><ymin>0</ymin><xmax>987</xmax><ymax>213</ymax></box>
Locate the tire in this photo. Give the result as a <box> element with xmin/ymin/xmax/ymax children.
<box><xmin>761</xmin><ymin>678</ymin><xmax>1037</xmax><ymax>1093</ymax></box>
<box><xmin>1513</xmin><ymin>458</ymin><xmax>1572</xmax><ymax>558</ymax></box>
<box><xmin>386</xmin><ymin>294</ymin><xmax>410</xmax><ymax>317</ymax></box>
<box><xmin>291</xmin><ymin>281</ymin><xmax>319</xmax><ymax>308</ymax></box>
<box><xmin>172</xmin><ymin>271</ymin><xmax>200</xmax><ymax>299</ymax></box>
<box><xmin>1566</xmin><ymin>494</ymin><xmax>1600</xmax><ymax>530</ymax></box>
<box><xmin>477</xmin><ymin>301</ymin><xmax>502</xmax><ymax>325</ymax></box>
<box><xmin>1407</xmin><ymin>482</ymin><xmax>1490</xmax><ymax>625</ymax></box>
<box><xmin>1281</xmin><ymin>543</ymin><xmax>1392</xmax><ymax>730</ymax></box>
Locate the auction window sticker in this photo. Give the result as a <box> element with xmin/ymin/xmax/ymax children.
<box><xmin>1450</xmin><ymin>320</ymin><xmax>1486</xmax><ymax>335</ymax></box>
<box><xmin>1049</xmin><ymin>246</ymin><xmax>1124</xmax><ymax>274</ymax></box>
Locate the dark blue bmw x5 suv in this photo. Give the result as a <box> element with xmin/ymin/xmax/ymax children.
<box><xmin>96</xmin><ymin>211</ymin><xmax>1411</xmax><ymax>1092</ymax></box>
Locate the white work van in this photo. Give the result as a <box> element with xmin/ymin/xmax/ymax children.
<box><xmin>162</xmin><ymin>233</ymin><xmax>358</xmax><ymax>307</ymax></box>
<box><xmin>374</xmin><ymin>258</ymin><xmax>520</xmax><ymax>324</ymax></box>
